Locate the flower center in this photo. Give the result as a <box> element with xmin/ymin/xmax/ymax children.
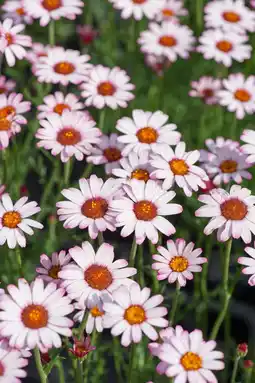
<box><xmin>162</xmin><ymin>8</ymin><xmax>174</xmax><ymax>17</ymax></box>
<box><xmin>159</xmin><ymin>35</ymin><xmax>177</xmax><ymax>47</ymax></box>
<box><xmin>169</xmin><ymin>256</ymin><xmax>188</xmax><ymax>272</ymax></box>
<box><xmin>136</xmin><ymin>127</ymin><xmax>158</xmax><ymax>144</ymax></box>
<box><xmin>57</xmin><ymin>127</ymin><xmax>81</xmax><ymax>146</ymax></box>
<box><xmin>0</xmin><ymin>88</ymin><xmax>6</xmax><ymax>94</ymax></box>
<box><xmin>54</xmin><ymin>62</ymin><xmax>75</xmax><ymax>75</ymax></box>
<box><xmin>21</xmin><ymin>304</ymin><xmax>48</xmax><ymax>329</ymax></box>
<box><xmin>42</xmin><ymin>0</ymin><xmax>62</xmax><ymax>11</ymax></box>
<box><xmin>48</xmin><ymin>265</ymin><xmax>61</xmax><ymax>279</ymax></box>
<box><xmin>202</xmin><ymin>88</ymin><xmax>214</xmax><ymax>98</ymax></box>
<box><xmin>5</xmin><ymin>33</ymin><xmax>13</xmax><ymax>46</ymax></box>
<box><xmin>181</xmin><ymin>352</ymin><xmax>202</xmax><ymax>371</ymax></box>
<box><xmin>124</xmin><ymin>305</ymin><xmax>146</xmax><ymax>325</ymax></box>
<box><xmin>222</xmin><ymin>11</ymin><xmax>241</xmax><ymax>23</ymax></box>
<box><xmin>16</xmin><ymin>7</ymin><xmax>25</xmax><ymax>15</ymax></box>
<box><xmin>53</xmin><ymin>103</ymin><xmax>70</xmax><ymax>115</ymax></box>
<box><xmin>97</xmin><ymin>82</ymin><xmax>116</xmax><ymax>96</ymax></box>
<box><xmin>221</xmin><ymin>198</ymin><xmax>248</xmax><ymax>220</ymax></box>
<box><xmin>81</xmin><ymin>198</ymin><xmax>108</xmax><ymax>219</ymax></box>
<box><xmin>131</xmin><ymin>168</ymin><xmax>150</xmax><ymax>182</ymax></box>
<box><xmin>220</xmin><ymin>159</ymin><xmax>237</xmax><ymax>173</ymax></box>
<box><xmin>84</xmin><ymin>264</ymin><xmax>113</xmax><ymax>290</ymax></box>
<box><xmin>234</xmin><ymin>89</ymin><xmax>251</xmax><ymax>102</ymax></box>
<box><xmin>0</xmin><ymin>361</ymin><xmax>5</xmax><ymax>377</ymax></box>
<box><xmin>216</xmin><ymin>40</ymin><xmax>233</xmax><ymax>52</ymax></box>
<box><xmin>2</xmin><ymin>211</ymin><xmax>21</xmax><ymax>228</ymax></box>
<box><xmin>90</xmin><ymin>306</ymin><xmax>104</xmax><ymax>317</ymax></box>
<box><xmin>134</xmin><ymin>200</ymin><xmax>157</xmax><ymax>221</ymax></box>
<box><xmin>103</xmin><ymin>147</ymin><xmax>122</xmax><ymax>162</ymax></box>
<box><xmin>132</xmin><ymin>0</ymin><xmax>146</xmax><ymax>3</ymax></box>
<box><xmin>169</xmin><ymin>159</ymin><xmax>189</xmax><ymax>175</ymax></box>
<box><xmin>0</xmin><ymin>118</ymin><xmax>11</xmax><ymax>131</ymax></box>
<box><xmin>0</xmin><ymin>106</ymin><xmax>16</xmax><ymax>118</ymax></box>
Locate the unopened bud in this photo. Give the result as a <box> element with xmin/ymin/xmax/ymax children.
<box><xmin>237</xmin><ymin>343</ymin><xmax>248</xmax><ymax>357</ymax></box>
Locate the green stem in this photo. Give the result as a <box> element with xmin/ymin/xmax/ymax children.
<box><xmin>230</xmin><ymin>355</ymin><xmax>240</xmax><ymax>383</ymax></box>
<box><xmin>129</xmin><ymin>236</ymin><xmax>138</xmax><ymax>268</ymax></box>
<box><xmin>83</xmin><ymin>162</ymin><xmax>93</xmax><ymax>179</ymax></box>
<box><xmin>34</xmin><ymin>347</ymin><xmax>48</xmax><ymax>383</ymax></box>
<box><xmin>56</xmin><ymin>360</ymin><xmax>65</xmax><ymax>383</ymax></box>
<box><xmin>75</xmin><ymin>360</ymin><xmax>83</xmax><ymax>383</ymax></box>
<box><xmin>128</xmin><ymin>343</ymin><xmax>136</xmax><ymax>383</ymax></box>
<box><xmin>49</xmin><ymin>20</ymin><xmax>55</xmax><ymax>46</ymax></box>
<box><xmin>83</xmin><ymin>330</ymin><xmax>98</xmax><ymax>383</ymax></box>
<box><xmin>77</xmin><ymin>311</ymin><xmax>88</xmax><ymax>340</ymax></box>
<box><xmin>64</xmin><ymin>159</ymin><xmax>72</xmax><ymax>187</ymax></box>
<box><xmin>99</xmin><ymin>109</ymin><xmax>106</xmax><ymax>132</ymax></box>
<box><xmin>195</xmin><ymin>0</ymin><xmax>204</xmax><ymax>34</ymax></box>
<box><xmin>200</xmin><ymin>235</ymin><xmax>212</xmax><ymax>334</ymax></box>
<box><xmin>38</xmin><ymin>163</ymin><xmax>59</xmax><ymax>221</ymax></box>
<box><xmin>113</xmin><ymin>338</ymin><xmax>123</xmax><ymax>383</ymax></box>
<box><xmin>138</xmin><ymin>245</ymin><xmax>145</xmax><ymax>286</ymax></box>
<box><xmin>98</xmin><ymin>231</ymin><xmax>104</xmax><ymax>246</ymax></box>
<box><xmin>169</xmin><ymin>282</ymin><xmax>181</xmax><ymax>326</ymax></box>
<box><xmin>230</xmin><ymin>113</ymin><xmax>237</xmax><ymax>140</ymax></box>
<box><xmin>245</xmin><ymin>368</ymin><xmax>253</xmax><ymax>383</ymax></box>
<box><xmin>15</xmin><ymin>247</ymin><xmax>22</xmax><ymax>276</ymax></box>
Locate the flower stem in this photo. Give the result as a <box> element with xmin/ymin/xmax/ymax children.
<box><xmin>75</xmin><ymin>360</ymin><xmax>83</xmax><ymax>383</ymax></box>
<box><xmin>230</xmin><ymin>354</ymin><xmax>240</xmax><ymax>383</ymax></box>
<box><xmin>49</xmin><ymin>20</ymin><xmax>55</xmax><ymax>46</ymax></box>
<box><xmin>195</xmin><ymin>0</ymin><xmax>204</xmax><ymax>34</ymax></box>
<box><xmin>128</xmin><ymin>343</ymin><xmax>136</xmax><ymax>383</ymax></box>
<box><xmin>98</xmin><ymin>231</ymin><xmax>104</xmax><ymax>246</ymax></box>
<box><xmin>34</xmin><ymin>347</ymin><xmax>48</xmax><ymax>383</ymax></box>
<box><xmin>56</xmin><ymin>360</ymin><xmax>65</xmax><ymax>383</ymax></box>
<box><xmin>138</xmin><ymin>245</ymin><xmax>145</xmax><ymax>286</ymax></box>
<box><xmin>99</xmin><ymin>109</ymin><xmax>106</xmax><ymax>132</ymax></box>
<box><xmin>77</xmin><ymin>311</ymin><xmax>88</xmax><ymax>340</ymax></box>
<box><xmin>83</xmin><ymin>162</ymin><xmax>93</xmax><ymax>179</ymax></box>
<box><xmin>15</xmin><ymin>247</ymin><xmax>23</xmax><ymax>276</ymax></box>
<box><xmin>129</xmin><ymin>236</ymin><xmax>138</xmax><ymax>268</ymax></box>
<box><xmin>230</xmin><ymin>114</ymin><xmax>237</xmax><ymax>140</ymax></box>
<box><xmin>64</xmin><ymin>159</ymin><xmax>72</xmax><ymax>187</ymax></box>
<box><xmin>169</xmin><ymin>282</ymin><xmax>181</xmax><ymax>326</ymax></box>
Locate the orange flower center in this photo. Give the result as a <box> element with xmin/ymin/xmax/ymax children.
<box><xmin>220</xmin><ymin>198</ymin><xmax>248</xmax><ymax>220</ymax></box>
<box><xmin>181</xmin><ymin>352</ymin><xmax>202</xmax><ymax>371</ymax></box>
<box><xmin>42</xmin><ymin>0</ymin><xmax>62</xmax><ymax>11</ymax></box>
<box><xmin>222</xmin><ymin>11</ymin><xmax>241</xmax><ymax>23</ymax></box>
<box><xmin>162</xmin><ymin>8</ymin><xmax>174</xmax><ymax>17</ymax></box>
<box><xmin>57</xmin><ymin>128</ymin><xmax>81</xmax><ymax>146</ymax></box>
<box><xmin>234</xmin><ymin>89</ymin><xmax>251</xmax><ymax>102</ymax></box>
<box><xmin>136</xmin><ymin>127</ymin><xmax>158</xmax><ymax>144</ymax></box>
<box><xmin>97</xmin><ymin>82</ymin><xmax>116</xmax><ymax>96</ymax></box>
<box><xmin>22</xmin><ymin>304</ymin><xmax>48</xmax><ymax>329</ymax></box>
<box><xmin>84</xmin><ymin>264</ymin><xmax>113</xmax><ymax>290</ymax></box>
<box><xmin>81</xmin><ymin>198</ymin><xmax>108</xmax><ymax>219</ymax></box>
<box><xmin>202</xmin><ymin>88</ymin><xmax>214</xmax><ymax>98</ymax></box>
<box><xmin>0</xmin><ymin>362</ymin><xmax>5</xmax><ymax>377</ymax></box>
<box><xmin>0</xmin><ymin>88</ymin><xmax>6</xmax><ymax>94</ymax></box>
<box><xmin>48</xmin><ymin>265</ymin><xmax>61</xmax><ymax>279</ymax></box>
<box><xmin>169</xmin><ymin>159</ymin><xmax>189</xmax><ymax>176</ymax></box>
<box><xmin>103</xmin><ymin>147</ymin><xmax>122</xmax><ymax>162</ymax></box>
<box><xmin>124</xmin><ymin>305</ymin><xmax>146</xmax><ymax>325</ymax></box>
<box><xmin>132</xmin><ymin>0</ymin><xmax>146</xmax><ymax>3</ymax></box>
<box><xmin>53</xmin><ymin>103</ymin><xmax>70</xmax><ymax>115</ymax></box>
<box><xmin>54</xmin><ymin>62</ymin><xmax>75</xmax><ymax>75</ymax></box>
<box><xmin>0</xmin><ymin>106</ymin><xmax>16</xmax><ymax>118</ymax></box>
<box><xmin>216</xmin><ymin>40</ymin><xmax>233</xmax><ymax>52</ymax></box>
<box><xmin>16</xmin><ymin>7</ymin><xmax>25</xmax><ymax>15</ymax></box>
<box><xmin>5</xmin><ymin>33</ymin><xmax>13</xmax><ymax>46</ymax></box>
<box><xmin>220</xmin><ymin>160</ymin><xmax>237</xmax><ymax>174</ymax></box>
<box><xmin>2</xmin><ymin>211</ymin><xmax>21</xmax><ymax>228</ymax></box>
<box><xmin>159</xmin><ymin>35</ymin><xmax>177</xmax><ymax>47</ymax></box>
<box><xmin>134</xmin><ymin>200</ymin><xmax>157</xmax><ymax>221</ymax></box>
<box><xmin>169</xmin><ymin>256</ymin><xmax>188</xmax><ymax>272</ymax></box>
<box><xmin>90</xmin><ymin>306</ymin><xmax>104</xmax><ymax>317</ymax></box>
<box><xmin>131</xmin><ymin>168</ymin><xmax>150</xmax><ymax>182</ymax></box>
<box><xmin>0</xmin><ymin>118</ymin><xmax>11</xmax><ymax>131</ymax></box>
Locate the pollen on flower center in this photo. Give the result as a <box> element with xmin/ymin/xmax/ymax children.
<box><xmin>81</xmin><ymin>198</ymin><xmax>108</xmax><ymax>219</ymax></box>
<box><xmin>103</xmin><ymin>147</ymin><xmax>122</xmax><ymax>162</ymax></box>
<box><xmin>220</xmin><ymin>159</ymin><xmax>237</xmax><ymax>173</ymax></box>
<box><xmin>136</xmin><ymin>127</ymin><xmax>158</xmax><ymax>144</ymax></box>
<box><xmin>124</xmin><ymin>305</ymin><xmax>146</xmax><ymax>325</ymax></box>
<box><xmin>48</xmin><ymin>265</ymin><xmax>61</xmax><ymax>279</ymax></box>
<box><xmin>53</xmin><ymin>103</ymin><xmax>70</xmax><ymax>115</ymax></box>
<box><xmin>181</xmin><ymin>352</ymin><xmax>202</xmax><ymax>371</ymax></box>
<box><xmin>169</xmin><ymin>256</ymin><xmax>188</xmax><ymax>272</ymax></box>
<box><xmin>162</xmin><ymin>8</ymin><xmax>174</xmax><ymax>17</ymax></box>
<box><xmin>159</xmin><ymin>35</ymin><xmax>177</xmax><ymax>47</ymax></box>
<box><xmin>202</xmin><ymin>88</ymin><xmax>214</xmax><ymax>98</ymax></box>
<box><xmin>169</xmin><ymin>159</ymin><xmax>189</xmax><ymax>175</ymax></box>
<box><xmin>97</xmin><ymin>82</ymin><xmax>116</xmax><ymax>96</ymax></box>
<box><xmin>0</xmin><ymin>106</ymin><xmax>16</xmax><ymax>118</ymax></box>
<box><xmin>0</xmin><ymin>361</ymin><xmax>5</xmax><ymax>377</ymax></box>
<box><xmin>21</xmin><ymin>304</ymin><xmax>48</xmax><ymax>329</ymax></box>
<box><xmin>42</xmin><ymin>0</ymin><xmax>62</xmax><ymax>11</ymax></box>
<box><xmin>90</xmin><ymin>306</ymin><xmax>104</xmax><ymax>317</ymax></box>
<box><xmin>2</xmin><ymin>211</ymin><xmax>21</xmax><ymax>228</ymax></box>
<box><xmin>220</xmin><ymin>198</ymin><xmax>248</xmax><ymax>220</ymax></box>
<box><xmin>84</xmin><ymin>264</ymin><xmax>113</xmax><ymax>290</ymax></box>
<box><xmin>0</xmin><ymin>118</ymin><xmax>11</xmax><ymax>131</ymax></box>
<box><xmin>5</xmin><ymin>33</ymin><xmax>13</xmax><ymax>46</ymax></box>
<box><xmin>57</xmin><ymin>127</ymin><xmax>81</xmax><ymax>146</ymax></box>
<box><xmin>216</xmin><ymin>40</ymin><xmax>233</xmax><ymax>52</ymax></box>
<box><xmin>222</xmin><ymin>11</ymin><xmax>241</xmax><ymax>23</ymax></box>
<box><xmin>16</xmin><ymin>7</ymin><xmax>25</xmax><ymax>15</ymax></box>
<box><xmin>234</xmin><ymin>89</ymin><xmax>251</xmax><ymax>102</ymax></box>
<box><xmin>131</xmin><ymin>168</ymin><xmax>150</xmax><ymax>182</ymax></box>
<box><xmin>134</xmin><ymin>200</ymin><xmax>157</xmax><ymax>221</ymax></box>
<box><xmin>54</xmin><ymin>62</ymin><xmax>75</xmax><ymax>75</ymax></box>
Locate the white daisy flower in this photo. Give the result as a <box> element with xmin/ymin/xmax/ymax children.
<box><xmin>103</xmin><ymin>282</ymin><xmax>168</xmax><ymax>347</ymax></box>
<box><xmin>0</xmin><ymin>76</ymin><xmax>16</xmax><ymax>95</ymax></box>
<box><xmin>0</xmin><ymin>278</ymin><xmax>73</xmax><ymax>351</ymax></box>
<box><xmin>189</xmin><ymin>76</ymin><xmax>222</xmax><ymax>105</ymax></box>
<box><xmin>59</xmin><ymin>241</ymin><xmax>137</xmax><ymax>305</ymax></box>
<box><xmin>116</xmin><ymin>110</ymin><xmax>181</xmax><ymax>156</ymax></box>
<box><xmin>197</xmin><ymin>29</ymin><xmax>252</xmax><ymax>67</ymax></box>
<box><xmin>35</xmin><ymin>110</ymin><xmax>101</xmax><ymax>163</ymax></box>
<box><xmin>0</xmin><ymin>339</ymin><xmax>28</xmax><ymax>382</ymax></box>
<box><xmin>2</xmin><ymin>0</ymin><xmax>33</xmax><ymax>24</ymax></box>
<box><xmin>204</xmin><ymin>0</ymin><xmax>255</xmax><ymax>33</ymax></box>
<box><xmin>0</xmin><ymin>337</ymin><xmax>31</xmax><ymax>359</ymax></box>
<box><xmin>150</xmin><ymin>142</ymin><xmax>208</xmax><ymax>196</ymax></box>
<box><xmin>37</xmin><ymin>91</ymin><xmax>84</xmax><ymax>120</ymax></box>
<box><xmin>200</xmin><ymin>137</ymin><xmax>240</xmax><ymax>163</ymax></box>
<box><xmin>138</xmin><ymin>21</ymin><xmax>195</xmax><ymax>62</ymax></box>
<box><xmin>195</xmin><ymin>185</ymin><xmax>255</xmax><ymax>243</ymax></box>
<box><xmin>56</xmin><ymin>175</ymin><xmax>120</xmax><ymax>239</ymax></box>
<box><xmin>87</xmin><ymin>134</ymin><xmax>124</xmax><ymax>175</ymax></box>
<box><xmin>34</xmin><ymin>46</ymin><xmax>92</xmax><ymax>86</ymax></box>
<box><xmin>217</xmin><ymin>73</ymin><xmax>255</xmax><ymax>119</ymax></box>
<box><xmin>110</xmin><ymin>179</ymin><xmax>183</xmax><ymax>244</ymax></box>
<box><xmin>156</xmin><ymin>0</ymin><xmax>188</xmax><ymax>22</ymax></box>
<box><xmin>238</xmin><ymin>243</ymin><xmax>255</xmax><ymax>286</ymax></box>
<box><xmin>0</xmin><ymin>194</ymin><xmax>43</xmax><ymax>249</ymax></box>
<box><xmin>152</xmin><ymin>238</ymin><xmax>207</xmax><ymax>287</ymax></box>
<box><xmin>36</xmin><ymin>250</ymin><xmax>72</xmax><ymax>285</ymax></box>
<box><xmin>240</xmin><ymin>129</ymin><xmax>255</xmax><ymax>164</ymax></box>
<box><xmin>108</xmin><ymin>0</ymin><xmax>162</xmax><ymax>20</ymax></box>
<box><xmin>112</xmin><ymin>151</ymin><xmax>154</xmax><ymax>183</ymax></box>
<box><xmin>81</xmin><ymin>65</ymin><xmax>135</xmax><ymax>110</ymax></box>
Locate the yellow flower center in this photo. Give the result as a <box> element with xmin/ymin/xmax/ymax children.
<box><xmin>136</xmin><ymin>127</ymin><xmax>158</xmax><ymax>144</ymax></box>
<box><xmin>220</xmin><ymin>160</ymin><xmax>237</xmax><ymax>174</ymax></box>
<box><xmin>42</xmin><ymin>0</ymin><xmax>62</xmax><ymax>11</ymax></box>
<box><xmin>22</xmin><ymin>304</ymin><xmax>48</xmax><ymax>329</ymax></box>
<box><xmin>181</xmin><ymin>352</ymin><xmax>203</xmax><ymax>371</ymax></box>
<box><xmin>220</xmin><ymin>198</ymin><xmax>248</xmax><ymax>220</ymax></box>
<box><xmin>54</xmin><ymin>62</ymin><xmax>75</xmax><ymax>75</ymax></box>
<box><xmin>124</xmin><ymin>305</ymin><xmax>146</xmax><ymax>325</ymax></box>
<box><xmin>103</xmin><ymin>147</ymin><xmax>122</xmax><ymax>162</ymax></box>
<box><xmin>169</xmin><ymin>159</ymin><xmax>189</xmax><ymax>175</ymax></box>
<box><xmin>53</xmin><ymin>103</ymin><xmax>70</xmax><ymax>115</ymax></box>
<box><xmin>84</xmin><ymin>265</ymin><xmax>113</xmax><ymax>290</ymax></box>
<box><xmin>222</xmin><ymin>11</ymin><xmax>241</xmax><ymax>23</ymax></box>
<box><xmin>234</xmin><ymin>89</ymin><xmax>251</xmax><ymax>102</ymax></box>
<box><xmin>57</xmin><ymin>127</ymin><xmax>81</xmax><ymax>146</ymax></box>
<box><xmin>159</xmin><ymin>35</ymin><xmax>177</xmax><ymax>47</ymax></box>
<box><xmin>2</xmin><ymin>211</ymin><xmax>21</xmax><ymax>228</ymax></box>
<box><xmin>134</xmin><ymin>200</ymin><xmax>157</xmax><ymax>221</ymax></box>
<box><xmin>90</xmin><ymin>306</ymin><xmax>104</xmax><ymax>317</ymax></box>
<box><xmin>97</xmin><ymin>82</ymin><xmax>116</xmax><ymax>96</ymax></box>
<box><xmin>131</xmin><ymin>168</ymin><xmax>150</xmax><ymax>182</ymax></box>
<box><xmin>48</xmin><ymin>265</ymin><xmax>61</xmax><ymax>279</ymax></box>
<box><xmin>169</xmin><ymin>256</ymin><xmax>188</xmax><ymax>272</ymax></box>
<box><xmin>81</xmin><ymin>198</ymin><xmax>108</xmax><ymax>219</ymax></box>
<box><xmin>216</xmin><ymin>40</ymin><xmax>233</xmax><ymax>52</ymax></box>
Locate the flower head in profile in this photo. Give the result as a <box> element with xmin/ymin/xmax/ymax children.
<box><xmin>189</xmin><ymin>77</ymin><xmax>222</xmax><ymax>105</ymax></box>
<box><xmin>0</xmin><ymin>338</ymin><xmax>28</xmax><ymax>382</ymax></box>
<box><xmin>0</xmin><ymin>76</ymin><xmax>16</xmax><ymax>95</ymax></box>
<box><xmin>76</xmin><ymin>25</ymin><xmax>98</xmax><ymax>45</ymax></box>
<box><xmin>36</xmin><ymin>250</ymin><xmax>71</xmax><ymax>285</ymax></box>
<box><xmin>241</xmin><ymin>129</ymin><xmax>255</xmax><ymax>164</ymax></box>
<box><xmin>108</xmin><ymin>0</ymin><xmax>162</xmax><ymax>20</ymax></box>
<box><xmin>69</xmin><ymin>335</ymin><xmax>96</xmax><ymax>359</ymax></box>
<box><xmin>2</xmin><ymin>0</ymin><xmax>33</xmax><ymax>24</ymax></box>
<box><xmin>238</xmin><ymin>242</ymin><xmax>255</xmax><ymax>286</ymax></box>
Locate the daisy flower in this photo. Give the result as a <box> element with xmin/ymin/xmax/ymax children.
<box><xmin>26</xmin><ymin>42</ymin><xmax>49</xmax><ymax>66</ymax></box>
<box><xmin>37</xmin><ymin>91</ymin><xmax>84</xmax><ymax>120</ymax></box>
<box><xmin>112</xmin><ymin>151</ymin><xmax>154</xmax><ymax>183</ymax></box>
<box><xmin>189</xmin><ymin>77</ymin><xmax>222</xmax><ymax>105</ymax></box>
<box><xmin>200</xmin><ymin>137</ymin><xmax>240</xmax><ymax>162</ymax></box>
<box><xmin>150</xmin><ymin>142</ymin><xmax>208</xmax><ymax>196</ymax></box>
<box><xmin>0</xmin><ymin>339</ymin><xmax>28</xmax><ymax>382</ymax></box>
<box><xmin>0</xmin><ymin>76</ymin><xmax>16</xmax><ymax>95</ymax></box>
<box><xmin>217</xmin><ymin>73</ymin><xmax>255</xmax><ymax>119</ymax></box>
<box><xmin>110</xmin><ymin>179</ymin><xmax>183</xmax><ymax>244</ymax></box>
<box><xmin>156</xmin><ymin>0</ymin><xmax>188</xmax><ymax>22</ymax></box>
<box><xmin>34</xmin><ymin>46</ymin><xmax>91</xmax><ymax>86</ymax></box>
<box><xmin>0</xmin><ymin>194</ymin><xmax>43</xmax><ymax>249</ymax></box>
<box><xmin>0</xmin><ymin>337</ymin><xmax>31</xmax><ymax>359</ymax></box>
<box><xmin>138</xmin><ymin>21</ymin><xmax>195</xmax><ymax>62</ymax></box>
<box><xmin>36</xmin><ymin>250</ymin><xmax>71</xmax><ymax>285</ymax></box>
<box><xmin>195</xmin><ymin>185</ymin><xmax>255</xmax><ymax>243</ymax></box>
<box><xmin>76</xmin><ymin>25</ymin><xmax>98</xmax><ymax>45</ymax></box>
<box><xmin>117</xmin><ymin>110</ymin><xmax>181</xmax><ymax>156</ymax></box>
<box><xmin>238</xmin><ymin>243</ymin><xmax>255</xmax><ymax>286</ymax></box>
<box><xmin>108</xmin><ymin>0</ymin><xmax>162</xmax><ymax>20</ymax></box>
<box><xmin>81</xmin><ymin>65</ymin><xmax>135</xmax><ymax>110</ymax></box>
<box><xmin>2</xmin><ymin>0</ymin><xmax>33</xmax><ymax>24</ymax></box>
<box><xmin>145</xmin><ymin>54</ymin><xmax>171</xmax><ymax>76</ymax></box>
<box><xmin>0</xmin><ymin>278</ymin><xmax>73</xmax><ymax>351</ymax></box>
<box><xmin>23</xmin><ymin>0</ymin><xmax>84</xmax><ymax>27</ymax></box>
<box><xmin>241</xmin><ymin>129</ymin><xmax>255</xmax><ymax>164</ymax></box>
<box><xmin>103</xmin><ymin>282</ymin><xmax>168</xmax><ymax>347</ymax></box>
<box><xmin>59</xmin><ymin>241</ymin><xmax>137</xmax><ymax>305</ymax></box>
<box><xmin>35</xmin><ymin>110</ymin><xmax>101</xmax><ymax>163</ymax></box>
<box><xmin>197</xmin><ymin>29</ymin><xmax>252</xmax><ymax>67</ymax></box>
<box><xmin>0</xmin><ymin>18</ymin><xmax>32</xmax><ymax>67</ymax></box>
<box><xmin>152</xmin><ymin>239</ymin><xmax>207</xmax><ymax>287</ymax></box>
<box><xmin>56</xmin><ymin>175</ymin><xmax>120</xmax><ymax>239</ymax></box>
<box><xmin>204</xmin><ymin>0</ymin><xmax>255</xmax><ymax>33</ymax></box>
<box><xmin>87</xmin><ymin>134</ymin><xmax>124</xmax><ymax>175</ymax></box>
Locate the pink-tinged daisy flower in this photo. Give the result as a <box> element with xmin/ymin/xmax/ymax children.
<box><xmin>0</xmin><ymin>339</ymin><xmax>28</xmax><ymax>382</ymax></box>
<box><xmin>0</xmin><ymin>18</ymin><xmax>32</xmax><ymax>67</ymax></box>
<box><xmin>145</xmin><ymin>54</ymin><xmax>172</xmax><ymax>76</ymax></box>
<box><xmin>238</xmin><ymin>243</ymin><xmax>255</xmax><ymax>286</ymax></box>
<box><xmin>152</xmin><ymin>239</ymin><xmax>207</xmax><ymax>287</ymax></box>
<box><xmin>138</xmin><ymin>21</ymin><xmax>195</xmax><ymax>62</ymax></box>
<box><xmin>156</xmin><ymin>0</ymin><xmax>188</xmax><ymax>22</ymax></box>
<box><xmin>76</xmin><ymin>25</ymin><xmax>98</xmax><ymax>45</ymax></box>
<box><xmin>108</xmin><ymin>0</ymin><xmax>162</xmax><ymax>20</ymax></box>
<box><xmin>110</xmin><ymin>179</ymin><xmax>183</xmax><ymax>244</ymax></box>
<box><xmin>34</xmin><ymin>46</ymin><xmax>91</xmax><ymax>86</ymax></box>
<box><xmin>0</xmin><ymin>337</ymin><xmax>31</xmax><ymax>359</ymax></box>
<box><xmin>56</xmin><ymin>175</ymin><xmax>120</xmax><ymax>239</ymax></box>
<box><xmin>195</xmin><ymin>185</ymin><xmax>255</xmax><ymax>243</ymax></box>
<box><xmin>150</xmin><ymin>142</ymin><xmax>208</xmax><ymax>196</ymax></box>
<box><xmin>2</xmin><ymin>0</ymin><xmax>33</xmax><ymax>24</ymax></box>
<box><xmin>23</xmin><ymin>0</ymin><xmax>84</xmax><ymax>27</ymax></box>
<box><xmin>36</xmin><ymin>250</ymin><xmax>71</xmax><ymax>285</ymax></box>
<box><xmin>241</xmin><ymin>129</ymin><xmax>255</xmax><ymax>164</ymax></box>
<box><xmin>103</xmin><ymin>283</ymin><xmax>168</xmax><ymax>347</ymax></box>
<box><xmin>0</xmin><ymin>194</ymin><xmax>43</xmax><ymax>249</ymax></box>
<box><xmin>0</xmin><ymin>76</ymin><xmax>16</xmax><ymax>95</ymax></box>
<box><xmin>26</xmin><ymin>42</ymin><xmax>49</xmax><ymax>65</ymax></box>
<box><xmin>189</xmin><ymin>77</ymin><xmax>222</xmax><ymax>105</ymax></box>
<box><xmin>0</xmin><ymin>278</ymin><xmax>73</xmax><ymax>351</ymax></box>
<box><xmin>59</xmin><ymin>241</ymin><xmax>137</xmax><ymax>305</ymax></box>
<box><xmin>197</xmin><ymin>29</ymin><xmax>251</xmax><ymax>67</ymax></box>
<box><xmin>35</xmin><ymin>110</ymin><xmax>101</xmax><ymax>163</ymax></box>
<box><xmin>217</xmin><ymin>73</ymin><xmax>255</xmax><ymax>119</ymax></box>
<box><xmin>116</xmin><ymin>110</ymin><xmax>181</xmax><ymax>156</ymax></box>
<box><xmin>81</xmin><ymin>65</ymin><xmax>135</xmax><ymax>110</ymax></box>
<box><xmin>37</xmin><ymin>91</ymin><xmax>84</xmax><ymax>120</ymax></box>
<box><xmin>87</xmin><ymin>134</ymin><xmax>124</xmax><ymax>175</ymax></box>
<box><xmin>204</xmin><ymin>0</ymin><xmax>255</xmax><ymax>33</ymax></box>
<box><xmin>200</xmin><ymin>137</ymin><xmax>240</xmax><ymax>163</ymax></box>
